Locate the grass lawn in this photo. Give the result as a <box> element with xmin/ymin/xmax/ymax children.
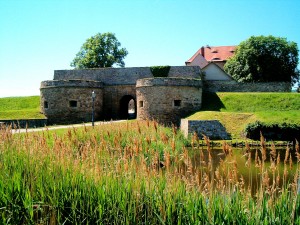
<box><xmin>187</xmin><ymin>111</ymin><xmax>257</xmax><ymax>138</ymax></box>
<box><xmin>200</xmin><ymin>92</ymin><xmax>300</xmax><ymax>112</ymax></box>
<box><xmin>187</xmin><ymin>92</ymin><xmax>300</xmax><ymax>139</ymax></box>
<box><xmin>0</xmin><ymin>96</ymin><xmax>45</xmax><ymax>119</ymax></box>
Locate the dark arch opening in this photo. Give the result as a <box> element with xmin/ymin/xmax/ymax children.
<box><xmin>119</xmin><ymin>95</ymin><xmax>136</xmax><ymax>119</ymax></box>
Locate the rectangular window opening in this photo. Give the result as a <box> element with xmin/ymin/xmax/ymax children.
<box><xmin>44</xmin><ymin>101</ymin><xmax>48</xmax><ymax>109</ymax></box>
<box><xmin>139</xmin><ymin>101</ymin><xmax>144</xmax><ymax>108</ymax></box>
<box><xmin>174</xmin><ymin>100</ymin><xmax>181</xmax><ymax>107</ymax></box>
<box><xmin>69</xmin><ymin>100</ymin><xmax>78</xmax><ymax>108</ymax></box>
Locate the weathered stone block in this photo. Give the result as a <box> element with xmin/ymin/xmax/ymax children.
<box><xmin>181</xmin><ymin>119</ymin><xmax>231</xmax><ymax>140</ymax></box>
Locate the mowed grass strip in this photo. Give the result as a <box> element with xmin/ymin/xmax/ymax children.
<box><xmin>0</xmin><ymin>96</ymin><xmax>45</xmax><ymax>119</ymax></box>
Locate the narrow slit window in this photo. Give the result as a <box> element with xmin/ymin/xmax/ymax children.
<box><xmin>44</xmin><ymin>101</ymin><xmax>48</xmax><ymax>109</ymax></box>
<box><xmin>174</xmin><ymin>100</ymin><xmax>181</xmax><ymax>107</ymax></box>
<box><xmin>69</xmin><ymin>100</ymin><xmax>78</xmax><ymax>108</ymax></box>
<box><xmin>139</xmin><ymin>101</ymin><xmax>144</xmax><ymax>108</ymax></box>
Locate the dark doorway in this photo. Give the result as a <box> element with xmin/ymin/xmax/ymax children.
<box><xmin>119</xmin><ymin>95</ymin><xmax>136</xmax><ymax>119</ymax></box>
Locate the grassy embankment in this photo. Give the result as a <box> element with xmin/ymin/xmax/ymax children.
<box><xmin>187</xmin><ymin>92</ymin><xmax>300</xmax><ymax>139</ymax></box>
<box><xmin>0</xmin><ymin>93</ymin><xmax>299</xmax><ymax>139</ymax></box>
<box><xmin>0</xmin><ymin>120</ymin><xmax>299</xmax><ymax>224</ymax></box>
<box><xmin>0</xmin><ymin>96</ymin><xmax>45</xmax><ymax>119</ymax></box>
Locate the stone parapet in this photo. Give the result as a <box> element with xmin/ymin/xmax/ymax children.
<box><xmin>53</xmin><ymin>66</ymin><xmax>201</xmax><ymax>85</ymax></box>
<box><xmin>136</xmin><ymin>77</ymin><xmax>202</xmax><ymax>87</ymax></box>
<box><xmin>40</xmin><ymin>79</ymin><xmax>104</xmax><ymax>89</ymax></box>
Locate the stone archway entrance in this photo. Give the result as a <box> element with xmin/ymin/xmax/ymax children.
<box><xmin>119</xmin><ymin>95</ymin><xmax>136</xmax><ymax>119</ymax></box>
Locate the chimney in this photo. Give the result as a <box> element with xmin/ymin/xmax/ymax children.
<box><xmin>200</xmin><ymin>46</ymin><xmax>205</xmax><ymax>57</ymax></box>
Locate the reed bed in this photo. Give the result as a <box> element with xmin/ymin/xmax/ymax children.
<box><xmin>0</xmin><ymin>120</ymin><xmax>299</xmax><ymax>224</ymax></box>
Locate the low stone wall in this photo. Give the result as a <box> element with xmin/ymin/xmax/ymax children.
<box><xmin>204</xmin><ymin>81</ymin><xmax>291</xmax><ymax>92</ymax></box>
<box><xmin>181</xmin><ymin>119</ymin><xmax>231</xmax><ymax>140</ymax></box>
<box><xmin>0</xmin><ymin>119</ymin><xmax>48</xmax><ymax>129</ymax></box>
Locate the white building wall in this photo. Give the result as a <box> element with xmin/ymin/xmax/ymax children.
<box><xmin>202</xmin><ymin>63</ymin><xmax>232</xmax><ymax>80</ymax></box>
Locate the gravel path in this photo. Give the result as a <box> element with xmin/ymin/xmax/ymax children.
<box><xmin>11</xmin><ymin>120</ymin><xmax>126</xmax><ymax>134</ymax></box>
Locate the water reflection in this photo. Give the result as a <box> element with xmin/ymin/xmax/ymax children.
<box><xmin>187</xmin><ymin>144</ymin><xmax>298</xmax><ymax>195</ymax></box>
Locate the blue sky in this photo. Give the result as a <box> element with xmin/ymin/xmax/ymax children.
<box><xmin>0</xmin><ymin>0</ymin><xmax>299</xmax><ymax>97</ymax></box>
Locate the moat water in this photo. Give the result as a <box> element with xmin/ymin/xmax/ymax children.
<box><xmin>187</xmin><ymin>143</ymin><xmax>298</xmax><ymax>194</ymax></box>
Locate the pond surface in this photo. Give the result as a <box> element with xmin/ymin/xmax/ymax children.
<box><xmin>187</xmin><ymin>143</ymin><xmax>298</xmax><ymax>194</ymax></box>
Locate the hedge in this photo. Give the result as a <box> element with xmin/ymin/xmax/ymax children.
<box><xmin>150</xmin><ymin>66</ymin><xmax>171</xmax><ymax>77</ymax></box>
<box><xmin>245</xmin><ymin>121</ymin><xmax>300</xmax><ymax>141</ymax></box>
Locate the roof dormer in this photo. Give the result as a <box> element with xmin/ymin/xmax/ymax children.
<box><xmin>211</xmin><ymin>48</ymin><xmax>218</xmax><ymax>53</ymax></box>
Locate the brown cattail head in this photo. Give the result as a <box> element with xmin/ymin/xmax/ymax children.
<box><xmin>295</xmin><ymin>139</ymin><xmax>300</xmax><ymax>163</ymax></box>
<box><xmin>284</xmin><ymin>145</ymin><xmax>290</xmax><ymax>165</ymax></box>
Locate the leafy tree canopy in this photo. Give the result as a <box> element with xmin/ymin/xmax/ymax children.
<box><xmin>71</xmin><ymin>32</ymin><xmax>128</xmax><ymax>68</ymax></box>
<box><xmin>224</xmin><ymin>35</ymin><xmax>299</xmax><ymax>84</ymax></box>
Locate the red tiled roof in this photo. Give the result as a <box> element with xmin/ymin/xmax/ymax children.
<box><xmin>185</xmin><ymin>48</ymin><xmax>203</xmax><ymax>64</ymax></box>
<box><xmin>186</xmin><ymin>45</ymin><xmax>236</xmax><ymax>63</ymax></box>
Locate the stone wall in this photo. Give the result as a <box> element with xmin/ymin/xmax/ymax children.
<box><xmin>204</xmin><ymin>80</ymin><xmax>291</xmax><ymax>92</ymax></box>
<box><xmin>53</xmin><ymin>66</ymin><xmax>202</xmax><ymax>85</ymax></box>
<box><xmin>40</xmin><ymin>80</ymin><xmax>104</xmax><ymax>124</ymax></box>
<box><xmin>0</xmin><ymin>119</ymin><xmax>48</xmax><ymax>129</ymax></box>
<box><xmin>180</xmin><ymin>119</ymin><xmax>231</xmax><ymax>140</ymax></box>
<box><xmin>136</xmin><ymin>78</ymin><xmax>202</xmax><ymax>125</ymax></box>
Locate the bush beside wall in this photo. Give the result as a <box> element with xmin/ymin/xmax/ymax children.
<box><xmin>245</xmin><ymin>121</ymin><xmax>300</xmax><ymax>141</ymax></box>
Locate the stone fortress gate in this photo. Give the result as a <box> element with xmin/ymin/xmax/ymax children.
<box><xmin>40</xmin><ymin>66</ymin><xmax>203</xmax><ymax>125</ymax></box>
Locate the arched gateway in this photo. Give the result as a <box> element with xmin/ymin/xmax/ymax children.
<box><xmin>119</xmin><ymin>95</ymin><xmax>136</xmax><ymax>119</ymax></box>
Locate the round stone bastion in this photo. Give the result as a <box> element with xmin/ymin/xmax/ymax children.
<box><xmin>136</xmin><ymin>77</ymin><xmax>202</xmax><ymax>125</ymax></box>
<box><xmin>40</xmin><ymin>80</ymin><xmax>104</xmax><ymax>125</ymax></box>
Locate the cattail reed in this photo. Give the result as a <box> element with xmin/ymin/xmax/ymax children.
<box><xmin>0</xmin><ymin>121</ymin><xmax>298</xmax><ymax>224</ymax></box>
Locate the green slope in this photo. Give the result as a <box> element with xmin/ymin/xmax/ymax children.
<box><xmin>187</xmin><ymin>92</ymin><xmax>300</xmax><ymax>139</ymax></box>
<box><xmin>0</xmin><ymin>96</ymin><xmax>45</xmax><ymax>119</ymax></box>
<box><xmin>201</xmin><ymin>92</ymin><xmax>300</xmax><ymax>112</ymax></box>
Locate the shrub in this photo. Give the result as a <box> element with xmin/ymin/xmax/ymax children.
<box><xmin>150</xmin><ymin>66</ymin><xmax>171</xmax><ymax>77</ymax></box>
<box><xmin>245</xmin><ymin>121</ymin><xmax>300</xmax><ymax>141</ymax></box>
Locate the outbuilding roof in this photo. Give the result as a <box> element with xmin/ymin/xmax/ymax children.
<box><xmin>186</xmin><ymin>45</ymin><xmax>236</xmax><ymax>64</ymax></box>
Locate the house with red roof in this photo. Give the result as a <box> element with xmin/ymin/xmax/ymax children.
<box><xmin>185</xmin><ymin>45</ymin><xmax>236</xmax><ymax>80</ymax></box>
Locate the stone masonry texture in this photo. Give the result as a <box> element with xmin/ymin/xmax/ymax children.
<box><xmin>204</xmin><ymin>81</ymin><xmax>291</xmax><ymax>92</ymax></box>
<box><xmin>181</xmin><ymin>119</ymin><xmax>231</xmax><ymax>140</ymax></box>
<box><xmin>40</xmin><ymin>80</ymin><xmax>104</xmax><ymax>124</ymax></box>
<box><xmin>136</xmin><ymin>78</ymin><xmax>202</xmax><ymax>125</ymax></box>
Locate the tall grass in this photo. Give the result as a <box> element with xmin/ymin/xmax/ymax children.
<box><xmin>0</xmin><ymin>121</ymin><xmax>299</xmax><ymax>224</ymax></box>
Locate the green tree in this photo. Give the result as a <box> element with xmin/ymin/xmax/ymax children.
<box><xmin>71</xmin><ymin>32</ymin><xmax>128</xmax><ymax>68</ymax></box>
<box><xmin>224</xmin><ymin>35</ymin><xmax>299</xmax><ymax>84</ymax></box>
